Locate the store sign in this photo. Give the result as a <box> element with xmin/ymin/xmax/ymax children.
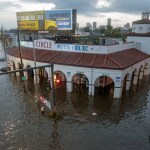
<box><xmin>56</xmin><ymin>44</ymin><xmax>89</xmax><ymax>52</ymax></box>
<box><xmin>34</xmin><ymin>39</ymin><xmax>55</xmax><ymax>50</ymax></box>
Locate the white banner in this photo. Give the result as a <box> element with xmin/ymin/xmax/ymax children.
<box><xmin>40</xmin><ymin>96</ymin><xmax>51</xmax><ymax>110</ymax></box>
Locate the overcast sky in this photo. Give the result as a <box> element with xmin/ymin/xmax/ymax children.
<box><xmin>0</xmin><ymin>0</ymin><xmax>150</xmax><ymax>29</ymax></box>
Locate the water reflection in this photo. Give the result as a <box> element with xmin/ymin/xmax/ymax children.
<box><xmin>49</xmin><ymin>120</ymin><xmax>61</xmax><ymax>150</ymax></box>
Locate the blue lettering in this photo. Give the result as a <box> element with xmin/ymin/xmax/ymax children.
<box><xmin>82</xmin><ymin>46</ymin><xmax>88</xmax><ymax>51</ymax></box>
<box><xmin>75</xmin><ymin>46</ymin><xmax>81</xmax><ymax>51</ymax></box>
<box><xmin>66</xmin><ymin>45</ymin><xmax>71</xmax><ymax>50</ymax></box>
<box><xmin>72</xmin><ymin>45</ymin><xmax>75</xmax><ymax>50</ymax></box>
<box><xmin>57</xmin><ymin>44</ymin><xmax>61</xmax><ymax>49</ymax></box>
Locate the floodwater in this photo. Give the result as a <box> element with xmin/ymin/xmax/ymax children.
<box><xmin>0</xmin><ymin>61</ymin><xmax>150</xmax><ymax>150</ymax></box>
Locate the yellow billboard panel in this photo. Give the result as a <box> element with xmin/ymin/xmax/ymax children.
<box><xmin>18</xmin><ymin>21</ymin><xmax>38</xmax><ymax>30</ymax></box>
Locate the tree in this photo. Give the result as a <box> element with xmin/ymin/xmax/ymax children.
<box><xmin>83</xmin><ymin>26</ymin><xmax>91</xmax><ymax>32</ymax></box>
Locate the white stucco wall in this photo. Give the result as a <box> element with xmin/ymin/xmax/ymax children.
<box><xmin>132</xmin><ymin>24</ymin><xmax>150</xmax><ymax>33</ymax></box>
<box><xmin>127</xmin><ymin>36</ymin><xmax>150</xmax><ymax>54</ymax></box>
<box><xmin>20</xmin><ymin>40</ymin><xmax>135</xmax><ymax>55</ymax></box>
<box><xmin>6</xmin><ymin>54</ymin><xmax>123</xmax><ymax>87</ymax></box>
<box><xmin>6</xmin><ymin>52</ymin><xmax>150</xmax><ymax>98</ymax></box>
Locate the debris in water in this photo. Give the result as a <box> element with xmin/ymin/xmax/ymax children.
<box><xmin>92</xmin><ymin>113</ymin><xmax>97</xmax><ymax>116</ymax></box>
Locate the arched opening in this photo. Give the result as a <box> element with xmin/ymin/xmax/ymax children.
<box><xmin>26</xmin><ymin>65</ymin><xmax>34</xmax><ymax>80</ymax></box>
<box><xmin>94</xmin><ymin>76</ymin><xmax>114</xmax><ymax>97</ymax></box>
<box><xmin>130</xmin><ymin>69</ymin><xmax>138</xmax><ymax>92</ymax></box>
<box><xmin>38</xmin><ymin>68</ymin><xmax>48</xmax><ymax>82</ymax></box>
<box><xmin>122</xmin><ymin>73</ymin><xmax>130</xmax><ymax>95</ymax></box>
<box><xmin>54</xmin><ymin>70</ymin><xmax>67</xmax><ymax>89</ymax></box>
<box><xmin>10</xmin><ymin>60</ymin><xmax>15</xmax><ymax>71</ymax></box>
<box><xmin>72</xmin><ymin>73</ymin><xmax>89</xmax><ymax>93</ymax></box>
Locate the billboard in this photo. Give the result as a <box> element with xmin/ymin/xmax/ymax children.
<box><xmin>16</xmin><ymin>9</ymin><xmax>76</xmax><ymax>31</ymax></box>
<box><xmin>45</xmin><ymin>9</ymin><xmax>72</xmax><ymax>30</ymax></box>
<box><xmin>16</xmin><ymin>11</ymin><xmax>44</xmax><ymax>30</ymax></box>
<box><xmin>17</xmin><ymin>20</ymin><xmax>38</xmax><ymax>30</ymax></box>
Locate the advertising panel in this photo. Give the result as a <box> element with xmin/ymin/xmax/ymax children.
<box><xmin>45</xmin><ymin>9</ymin><xmax>72</xmax><ymax>30</ymax></box>
<box><xmin>18</xmin><ymin>21</ymin><xmax>38</xmax><ymax>30</ymax></box>
<box><xmin>16</xmin><ymin>9</ymin><xmax>76</xmax><ymax>31</ymax></box>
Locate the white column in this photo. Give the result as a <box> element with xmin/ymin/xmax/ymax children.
<box><xmin>144</xmin><ymin>68</ymin><xmax>149</xmax><ymax>75</ymax></box>
<box><xmin>16</xmin><ymin>67</ymin><xmax>20</xmax><ymax>76</ymax></box>
<box><xmin>66</xmin><ymin>81</ymin><xmax>73</xmax><ymax>92</ymax></box>
<box><xmin>126</xmin><ymin>80</ymin><xmax>131</xmax><ymax>90</ymax></box>
<box><xmin>139</xmin><ymin>71</ymin><xmax>143</xmax><ymax>80</ymax></box>
<box><xmin>113</xmin><ymin>87</ymin><xmax>122</xmax><ymax>98</ymax></box>
<box><xmin>88</xmin><ymin>84</ymin><xmax>94</xmax><ymax>95</ymax></box>
<box><xmin>45</xmin><ymin>67</ymin><xmax>53</xmax><ymax>89</ymax></box>
<box><xmin>133</xmin><ymin>75</ymin><xmax>138</xmax><ymax>84</ymax></box>
<box><xmin>34</xmin><ymin>69</ymin><xmax>39</xmax><ymax>83</ymax></box>
<box><xmin>10</xmin><ymin>63</ymin><xmax>14</xmax><ymax>71</ymax></box>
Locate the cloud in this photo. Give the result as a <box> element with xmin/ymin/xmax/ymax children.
<box><xmin>0</xmin><ymin>0</ymin><xmax>150</xmax><ymax>28</ymax></box>
<box><xmin>19</xmin><ymin>0</ymin><xmax>150</xmax><ymax>16</ymax></box>
<box><xmin>0</xmin><ymin>0</ymin><xmax>21</xmax><ymax>11</ymax></box>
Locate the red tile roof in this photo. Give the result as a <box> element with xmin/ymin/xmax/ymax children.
<box><xmin>133</xmin><ymin>19</ymin><xmax>150</xmax><ymax>24</ymax></box>
<box><xmin>7</xmin><ymin>46</ymin><xmax>149</xmax><ymax>70</ymax></box>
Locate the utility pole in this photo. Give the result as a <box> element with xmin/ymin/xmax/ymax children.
<box><xmin>17</xmin><ymin>29</ymin><xmax>23</xmax><ymax>70</ymax></box>
<box><xmin>17</xmin><ymin>29</ymin><xmax>26</xmax><ymax>92</ymax></box>
<box><xmin>51</xmin><ymin>64</ymin><xmax>55</xmax><ymax>106</ymax></box>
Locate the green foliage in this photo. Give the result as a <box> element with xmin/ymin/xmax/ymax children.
<box><xmin>83</xmin><ymin>26</ymin><xmax>91</xmax><ymax>32</ymax></box>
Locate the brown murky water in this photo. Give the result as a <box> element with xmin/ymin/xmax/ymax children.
<box><xmin>0</xmin><ymin>62</ymin><xmax>150</xmax><ymax>150</ymax></box>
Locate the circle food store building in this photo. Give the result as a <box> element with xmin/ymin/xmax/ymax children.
<box><xmin>6</xmin><ymin>10</ymin><xmax>150</xmax><ymax>98</ymax></box>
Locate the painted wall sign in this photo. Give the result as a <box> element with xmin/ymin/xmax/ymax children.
<box><xmin>34</xmin><ymin>39</ymin><xmax>55</xmax><ymax>50</ymax></box>
<box><xmin>116</xmin><ymin>77</ymin><xmax>121</xmax><ymax>79</ymax></box>
<box><xmin>67</xmin><ymin>72</ymin><xmax>71</xmax><ymax>74</ymax></box>
<box><xmin>116</xmin><ymin>79</ymin><xmax>120</xmax><ymax>82</ymax></box>
<box><xmin>56</xmin><ymin>44</ymin><xmax>89</xmax><ymax>52</ymax></box>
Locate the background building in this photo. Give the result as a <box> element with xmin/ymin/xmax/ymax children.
<box><xmin>76</xmin><ymin>23</ymin><xmax>79</xmax><ymax>29</ymax></box>
<box><xmin>86</xmin><ymin>22</ymin><xmax>92</xmax><ymax>30</ymax></box>
<box><xmin>93</xmin><ymin>22</ymin><xmax>97</xmax><ymax>30</ymax></box>
<box><xmin>107</xmin><ymin>18</ymin><xmax>111</xmax><ymax>27</ymax></box>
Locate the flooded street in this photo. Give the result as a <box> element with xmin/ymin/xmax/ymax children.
<box><xmin>0</xmin><ymin>62</ymin><xmax>150</xmax><ymax>150</ymax></box>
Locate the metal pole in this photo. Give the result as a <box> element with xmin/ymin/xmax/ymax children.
<box><xmin>51</xmin><ymin>64</ymin><xmax>56</xmax><ymax>107</ymax></box>
<box><xmin>17</xmin><ymin>29</ymin><xmax>25</xmax><ymax>92</ymax></box>
<box><xmin>17</xmin><ymin>29</ymin><xmax>23</xmax><ymax>70</ymax></box>
<box><xmin>33</xmin><ymin>40</ymin><xmax>37</xmax><ymax>83</ymax></box>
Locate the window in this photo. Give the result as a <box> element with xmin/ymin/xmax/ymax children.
<box><xmin>139</xmin><ymin>26</ymin><xmax>143</xmax><ymax>30</ymax></box>
<box><xmin>133</xmin><ymin>27</ymin><xmax>135</xmax><ymax>31</ymax></box>
<box><xmin>30</xmin><ymin>15</ymin><xmax>36</xmax><ymax>20</ymax></box>
<box><xmin>38</xmin><ymin>15</ymin><xmax>43</xmax><ymax>20</ymax></box>
<box><xmin>25</xmin><ymin>16</ymin><xmax>29</xmax><ymax>20</ymax></box>
<box><xmin>21</xmin><ymin>16</ymin><xmax>25</xmax><ymax>21</ymax></box>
